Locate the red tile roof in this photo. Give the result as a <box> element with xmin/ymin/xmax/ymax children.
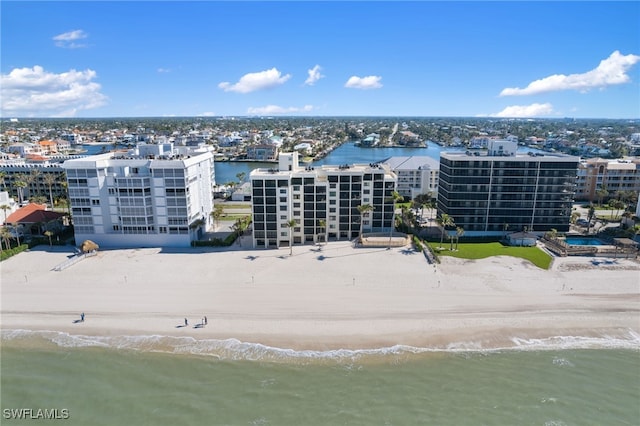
<box><xmin>4</xmin><ymin>203</ymin><xmax>65</xmax><ymax>225</ymax></box>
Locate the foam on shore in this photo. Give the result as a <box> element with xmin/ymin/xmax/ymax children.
<box><xmin>3</xmin><ymin>329</ymin><xmax>639</xmax><ymax>364</ymax></box>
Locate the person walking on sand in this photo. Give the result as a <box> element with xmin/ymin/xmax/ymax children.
<box><xmin>184</xmin><ymin>318</ymin><xmax>188</xmax><ymax>326</ymax></box>
<box><xmin>81</xmin><ymin>312</ymin><xmax>85</xmax><ymax>322</ymax></box>
<box><xmin>204</xmin><ymin>316</ymin><xmax>207</xmax><ymax>326</ymax></box>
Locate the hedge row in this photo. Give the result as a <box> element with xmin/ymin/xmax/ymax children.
<box><xmin>0</xmin><ymin>244</ymin><xmax>29</xmax><ymax>262</ymax></box>
<box><xmin>412</xmin><ymin>235</ymin><xmax>424</xmax><ymax>252</ymax></box>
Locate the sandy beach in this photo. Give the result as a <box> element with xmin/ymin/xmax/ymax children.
<box><xmin>1</xmin><ymin>241</ymin><xmax>639</xmax><ymax>351</ymax></box>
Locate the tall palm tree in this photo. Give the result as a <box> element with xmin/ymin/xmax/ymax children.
<box><xmin>14</xmin><ymin>179</ymin><xmax>27</xmax><ymax>205</ymax></box>
<box><xmin>30</xmin><ymin>169</ymin><xmax>42</xmax><ymax>197</ymax></box>
<box><xmin>0</xmin><ymin>171</ymin><xmax>6</xmax><ymax>191</ymax></box>
<box><xmin>455</xmin><ymin>226</ymin><xmax>465</xmax><ymax>251</ymax></box>
<box><xmin>43</xmin><ymin>173</ymin><xmax>57</xmax><ymax>208</ymax></box>
<box><xmin>0</xmin><ymin>204</ymin><xmax>9</xmax><ymax>224</ymax></box>
<box><xmin>210</xmin><ymin>205</ymin><xmax>224</xmax><ymax>229</ymax></box>
<box><xmin>236</xmin><ymin>172</ymin><xmax>246</xmax><ymax>185</ymax></box>
<box><xmin>596</xmin><ymin>186</ymin><xmax>608</xmax><ymax>206</ymax></box>
<box><xmin>357</xmin><ymin>204</ymin><xmax>374</xmax><ymax>242</ymax></box>
<box><xmin>587</xmin><ymin>204</ymin><xmax>596</xmax><ymax>235</ymax></box>
<box><xmin>387</xmin><ymin>191</ymin><xmax>403</xmax><ymax>249</ymax></box>
<box><xmin>285</xmin><ymin>219</ymin><xmax>297</xmax><ymax>255</ymax></box>
<box><xmin>0</xmin><ymin>226</ymin><xmax>12</xmax><ymax>251</ymax></box>
<box><xmin>437</xmin><ymin>213</ymin><xmax>454</xmax><ymax>249</ymax></box>
<box><xmin>44</xmin><ymin>230</ymin><xmax>54</xmax><ymax>246</ymax></box>
<box><xmin>59</xmin><ymin>175</ymin><xmax>71</xmax><ymax>216</ymax></box>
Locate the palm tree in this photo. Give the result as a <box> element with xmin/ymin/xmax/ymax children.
<box><xmin>236</xmin><ymin>172</ymin><xmax>246</xmax><ymax>185</ymax></box>
<box><xmin>14</xmin><ymin>180</ymin><xmax>27</xmax><ymax>205</ymax></box>
<box><xmin>596</xmin><ymin>186</ymin><xmax>608</xmax><ymax>207</ymax></box>
<box><xmin>610</xmin><ymin>199</ymin><xmax>624</xmax><ymax>219</ymax></box>
<box><xmin>318</xmin><ymin>219</ymin><xmax>327</xmax><ymax>245</ymax></box>
<box><xmin>44</xmin><ymin>230</ymin><xmax>54</xmax><ymax>246</ymax></box>
<box><xmin>59</xmin><ymin>175</ymin><xmax>71</xmax><ymax>216</ymax></box>
<box><xmin>437</xmin><ymin>213</ymin><xmax>454</xmax><ymax>249</ymax></box>
<box><xmin>413</xmin><ymin>192</ymin><xmax>432</xmax><ymax>219</ymax></box>
<box><xmin>30</xmin><ymin>169</ymin><xmax>42</xmax><ymax>197</ymax></box>
<box><xmin>11</xmin><ymin>223</ymin><xmax>21</xmax><ymax>246</ymax></box>
<box><xmin>387</xmin><ymin>191</ymin><xmax>403</xmax><ymax>249</ymax></box>
<box><xmin>455</xmin><ymin>226</ymin><xmax>464</xmax><ymax>251</ymax></box>
<box><xmin>502</xmin><ymin>222</ymin><xmax>510</xmax><ymax>241</ymax></box>
<box><xmin>356</xmin><ymin>204</ymin><xmax>374</xmax><ymax>242</ymax></box>
<box><xmin>587</xmin><ymin>204</ymin><xmax>596</xmax><ymax>235</ymax></box>
<box><xmin>43</xmin><ymin>173</ymin><xmax>57</xmax><ymax>208</ymax></box>
<box><xmin>285</xmin><ymin>219</ymin><xmax>297</xmax><ymax>255</ymax></box>
<box><xmin>0</xmin><ymin>171</ymin><xmax>6</xmax><ymax>191</ymax></box>
<box><xmin>210</xmin><ymin>204</ymin><xmax>224</xmax><ymax>229</ymax></box>
<box><xmin>0</xmin><ymin>226</ymin><xmax>12</xmax><ymax>251</ymax></box>
<box><xmin>0</xmin><ymin>204</ymin><xmax>9</xmax><ymax>224</ymax></box>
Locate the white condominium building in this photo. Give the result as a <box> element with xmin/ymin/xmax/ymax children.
<box><xmin>62</xmin><ymin>143</ymin><xmax>214</xmax><ymax>248</ymax></box>
<box><xmin>382</xmin><ymin>156</ymin><xmax>439</xmax><ymax>200</ymax></box>
<box><xmin>250</xmin><ymin>152</ymin><xmax>397</xmax><ymax>249</ymax></box>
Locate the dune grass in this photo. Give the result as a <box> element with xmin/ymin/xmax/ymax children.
<box><xmin>428</xmin><ymin>241</ymin><xmax>553</xmax><ymax>270</ymax></box>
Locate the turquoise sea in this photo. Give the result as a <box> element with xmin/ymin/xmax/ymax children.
<box><xmin>2</xmin><ymin>330</ymin><xmax>639</xmax><ymax>425</ymax></box>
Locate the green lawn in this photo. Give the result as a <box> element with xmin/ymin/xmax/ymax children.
<box><xmin>428</xmin><ymin>241</ymin><xmax>553</xmax><ymax>270</ymax></box>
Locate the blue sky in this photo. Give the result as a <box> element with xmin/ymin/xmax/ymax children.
<box><xmin>1</xmin><ymin>1</ymin><xmax>639</xmax><ymax>119</ymax></box>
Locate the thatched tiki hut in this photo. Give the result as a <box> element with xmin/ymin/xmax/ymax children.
<box><xmin>80</xmin><ymin>240</ymin><xmax>99</xmax><ymax>253</ymax></box>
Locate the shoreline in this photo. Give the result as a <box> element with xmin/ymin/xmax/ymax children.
<box><xmin>2</xmin><ymin>243</ymin><xmax>639</xmax><ymax>353</ymax></box>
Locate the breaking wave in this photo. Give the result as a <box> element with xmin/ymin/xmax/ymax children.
<box><xmin>2</xmin><ymin>329</ymin><xmax>639</xmax><ymax>363</ymax></box>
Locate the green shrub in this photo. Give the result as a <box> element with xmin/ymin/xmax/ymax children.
<box><xmin>412</xmin><ymin>235</ymin><xmax>423</xmax><ymax>252</ymax></box>
<box><xmin>0</xmin><ymin>244</ymin><xmax>29</xmax><ymax>262</ymax></box>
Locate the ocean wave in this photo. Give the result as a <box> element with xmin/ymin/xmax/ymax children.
<box><xmin>2</xmin><ymin>329</ymin><xmax>639</xmax><ymax>362</ymax></box>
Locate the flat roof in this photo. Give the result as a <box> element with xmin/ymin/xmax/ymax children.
<box><xmin>440</xmin><ymin>151</ymin><xmax>580</xmax><ymax>162</ymax></box>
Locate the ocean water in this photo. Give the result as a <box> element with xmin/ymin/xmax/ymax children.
<box><xmin>2</xmin><ymin>330</ymin><xmax>639</xmax><ymax>425</ymax></box>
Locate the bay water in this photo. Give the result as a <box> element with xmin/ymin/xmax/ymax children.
<box><xmin>2</xmin><ymin>330</ymin><xmax>639</xmax><ymax>425</ymax></box>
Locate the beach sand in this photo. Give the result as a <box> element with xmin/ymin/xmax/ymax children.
<box><xmin>1</xmin><ymin>242</ymin><xmax>639</xmax><ymax>351</ymax></box>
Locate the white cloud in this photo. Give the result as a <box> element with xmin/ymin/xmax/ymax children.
<box><xmin>247</xmin><ymin>104</ymin><xmax>314</xmax><ymax>115</ymax></box>
<box><xmin>52</xmin><ymin>29</ymin><xmax>88</xmax><ymax>48</ymax></box>
<box><xmin>500</xmin><ymin>51</ymin><xmax>640</xmax><ymax>96</ymax></box>
<box><xmin>198</xmin><ymin>111</ymin><xmax>217</xmax><ymax>117</ymax></box>
<box><xmin>344</xmin><ymin>75</ymin><xmax>383</xmax><ymax>90</ymax></box>
<box><xmin>1</xmin><ymin>65</ymin><xmax>107</xmax><ymax>117</ymax></box>
<box><xmin>219</xmin><ymin>68</ymin><xmax>291</xmax><ymax>93</ymax></box>
<box><xmin>489</xmin><ymin>103</ymin><xmax>554</xmax><ymax>118</ymax></box>
<box><xmin>304</xmin><ymin>65</ymin><xmax>324</xmax><ymax>86</ymax></box>
<box><xmin>157</xmin><ymin>68</ymin><xmax>171</xmax><ymax>73</ymax></box>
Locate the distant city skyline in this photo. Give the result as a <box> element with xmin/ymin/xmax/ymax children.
<box><xmin>1</xmin><ymin>1</ymin><xmax>639</xmax><ymax>119</ymax></box>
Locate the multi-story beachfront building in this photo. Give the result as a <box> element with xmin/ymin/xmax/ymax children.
<box><xmin>575</xmin><ymin>157</ymin><xmax>640</xmax><ymax>201</ymax></box>
<box><xmin>250</xmin><ymin>152</ymin><xmax>397</xmax><ymax>249</ymax></box>
<box><xmin>0</xmin><ymin>161</ymin><xmax>67</xmax><ymax>205</ymax></box>
<box><xmin>382</xmin><ymin>156</ymin><xmax>439</xmax><ymax>200</ymax></box>
<box><xmin>62</xmin><ymin>143</ymin><xmax>214</xmax><ymax>248</ymax></box>
<box><xmin>438</xmin><ymin>141</ymin><xmax>579</xmax><ymax>236</ymax></box>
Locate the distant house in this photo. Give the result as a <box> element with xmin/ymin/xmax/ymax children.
<box><xmin>246</xmin><ymin>144</ymin><xmax>278</xmax><ymax>161</ymax></box>
<box><xmin>4</xmin><ymin>203</ymin><xmax>66</xmax><ymax>237</ymax></box>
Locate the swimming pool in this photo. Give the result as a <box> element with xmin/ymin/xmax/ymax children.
<box><xmin>564</xmin><ymin>237</ymin><xmax>604</xmax><ymax>246</ymax></box>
